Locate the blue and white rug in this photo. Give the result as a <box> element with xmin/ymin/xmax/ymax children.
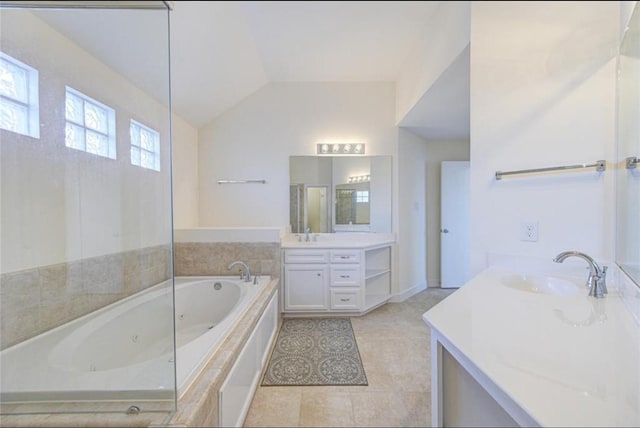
<box><xmin>261</xmin><ymin>317</ymin><xmax>368</xmax><ymax>386</ymax></box>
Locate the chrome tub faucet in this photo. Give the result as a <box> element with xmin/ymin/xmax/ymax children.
<box><xmin>553</xmin><ymin>251</ymin><xmax>607</xmax><ymax>298</ymax></box>
<box><xmin>227</xmin><ymin>260</ymin><xmax>252</xmax><ymax>282</ymax></box>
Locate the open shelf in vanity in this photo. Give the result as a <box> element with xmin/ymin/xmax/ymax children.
<box><xmin>364</xmin><ymin>245</ymin><xmax>392</xmax><ymax>310</ymax></box>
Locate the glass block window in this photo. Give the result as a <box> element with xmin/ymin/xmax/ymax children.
<box><xmin>130</xmin><ymin>119</ymin><xmax>160</xmax><ymax>171</ymax></box>
<box><xmin>65</xmin><ymin>87</ymin><xmax>116</xmax><ymax>159</ymax></box>
<box><xmin>356</xmin><ymin>190</ymin><xmax>369</xmax><ymax>203</ymax></box>
<box><xmin>0</xmin><ymin>52</ymin><xmax>39</xmax><ymax>138</ymax></box>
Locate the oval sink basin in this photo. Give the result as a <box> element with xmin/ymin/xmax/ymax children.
<box><xmin>501</xmin><ymin>274</ymin><xmax>582</xmax><ymax>296</ymax></box>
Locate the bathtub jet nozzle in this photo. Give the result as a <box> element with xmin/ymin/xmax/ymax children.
<box><xmin>126</xmin><ymin>405</ymin><xmax>141</xmax><ymax>415</ymax></box>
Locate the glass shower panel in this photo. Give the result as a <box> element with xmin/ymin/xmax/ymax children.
<box><xmin>616</xmin><ymin>4</ymin><xmax>640</xmax><ymax>286</ymax></box>
<box><xmin>0</xmin><ymin>2</ymin><xmax>175</xmax><ymax>418</ymax></box>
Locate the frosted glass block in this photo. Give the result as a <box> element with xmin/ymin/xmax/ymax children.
<box><xmin>84</xmin><ymin>102</ymin><xmax>107</xmax><ymax>133</ymax></box>
<box><xmin>0</xmin><ymin>99</ymin><xmax>28</xmax><ymax>134</ymax></box>
<box><xmin>140</xmin><ymin>129</ymin><xmax>156</xmax><ymax>151</ymax></box>
<box><xmin>65</xmin><ymin>92</ymin><xmax>83</xmax><ymax>124</ymax></box>
<box><xmin>130</xmin><ymin>123</ymin><xmax>140</xmax><ymax>147</ymax></box>
<box><xmin>65</xmin><ymin>122</ymin><xmax>85</xmax><ymax>150</ymax></box>
<box><xmin>0</xmin><ymin>58</ymin><xmax>28</xmax><ymax>102</ymax></box>
<box><xmin>141</xmin><ymin>150</ymin><xmax>154</xmax><ymax>169</ymax></box>
<box><xmin>86</xmin><ymin>130</ymin><xmax>107</xmax><ymax>156</ymax></box>
<box><xmin>131</xmin><ymin>146</ymin><xmax>141</xmax><ymax>165</ymax></box>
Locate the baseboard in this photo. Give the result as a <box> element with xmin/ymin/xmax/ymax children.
<box><xmin>390</xmin><ymin>280</ymin><xmax>427</xmax><ymax>302</ymax></box>
<box><xmin>428</xmin><ymin>277</ymin><xmax>441</xmax><ymax>288</ymax></box>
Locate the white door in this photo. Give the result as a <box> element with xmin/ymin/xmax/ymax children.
<box><xmin>440</xmin><ymin>161</ymin><xmax>470</xmax><ymax>288</ymax></box>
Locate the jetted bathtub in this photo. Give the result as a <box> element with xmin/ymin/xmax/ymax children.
<box><xmin>0</xmin><ymin>275</ymin><xmax>270</xmax><ymax>403</ymax></box>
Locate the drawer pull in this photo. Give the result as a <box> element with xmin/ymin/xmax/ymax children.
<box><xmin>340</xmin><ymin>256</ymin><xmax>350</xmax><ymax>259</ymax></box>
<box><xmin>340</xmin><ymin>298</ymin><xmax>350</xmax><ymax>302</ymax></box>
<box><xmin>317</xmin><ymin>273</ymin><xmax>322</xmax><ymax>277</ymax></box>
<box><xmin>340</xmin><ymin>275</ymin><xmax>350</xmax><ymax>278</ymax></box>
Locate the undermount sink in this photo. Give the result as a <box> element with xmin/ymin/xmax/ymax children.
<box><xmin>501</xmin><ymin>274</ymin><xmax>582</xmax><ymax>296</ymax></box>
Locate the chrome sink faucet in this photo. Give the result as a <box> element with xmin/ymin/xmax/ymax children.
<box><xmin>552</xmin><ymin>251</ymin><xmax>607</xmax><ymax>298</ymax></box>
<box><xmin>305</xmin><ymin>227</ymin><xmax>311</xmax><ymax>242</ymax></box>
<box><xmin>227</xmin><ymin>260</ymin><xmax>252</xmax><ymax>282</ymax></box>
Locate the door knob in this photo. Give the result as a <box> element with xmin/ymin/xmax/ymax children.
<box><xmin>441</xmin><ymin>228</ymin><xmax>449</xmax><ymax>233</ymax></box>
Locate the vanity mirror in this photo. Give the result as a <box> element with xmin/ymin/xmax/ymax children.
<box><xmin>289</xmin><ymin>155</ymin><xmax>392</xmax><ymax>233</ymax></box>
<box><xmin>616</xmin><ymin>3</ymin><xmax>640</xmax><ymax>286</ymax></box>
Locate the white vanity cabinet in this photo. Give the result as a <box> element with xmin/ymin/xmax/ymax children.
<box><xmin>282</xmin><ymin>243</ymin><xmax>392</xmax><ymax>315</ymax></box>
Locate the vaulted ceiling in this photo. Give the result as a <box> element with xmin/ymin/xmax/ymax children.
<box><xmin>34</xmin><ymin>1</ymin><xmax>470</xmax><ymax>139</ymax></box>
<box><xmin>170</xmin><ymin>1</ymin><xmax>441</xmax><ymax>128</ymax></box>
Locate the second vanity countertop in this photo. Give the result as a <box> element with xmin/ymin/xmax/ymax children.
<box><xmin>281</xmin><ymin>233</ymin><xmax>395</xmax><ymax>249</ymax></box>
<box><xmin>423</xmin><ymin>265</ymin><xmax>640</xmax><ymax>427</ymax></box>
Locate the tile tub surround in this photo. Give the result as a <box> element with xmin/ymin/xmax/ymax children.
<box><xmin>0</xmin><ymin>245</ymin><xmax>171</xmax><ymax>350</ymax></box>
<box><xmin>0</xmin><ymin>277</ymin><xmax>280</xmax><ymax>427</ymax></box>
<box><xmin>174</xmin><ymin>242</ymin><xmax>281</xmax><ymax>279</ymax></box>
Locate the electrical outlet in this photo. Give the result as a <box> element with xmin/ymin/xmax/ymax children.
<box><xmin>520</xmin><ymin>221</ymin><xmax>538</xmax><ymax>242</ymax></box>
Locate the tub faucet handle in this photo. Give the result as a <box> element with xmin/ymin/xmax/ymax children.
<box><xmin>598</xmin><ymin>265</ymin><xmax>608</xmax><ymax>294</ymax></box>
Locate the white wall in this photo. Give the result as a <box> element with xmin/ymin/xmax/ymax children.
<box><xmin>395</xmin><ymin>1</ymin><xmax>470</xmax><ymax>124</ymax></box>
<box><xmin>469</xmin><ymin>1</ymin><xmax>619</xmax><ymax>275</ymax></box>
<box><xmin>1</xmin><ymin>10</ymin><xmax>174</xmax><ymax>273</ymax></box>
<box><xmin>198</xmin><ymin>82</ymin><xmax>398</xmax><ymax>228</ymax></box>
<box><xmin>171</xmin><ymin>114</ymin><xmax>199</xmax><ymax>228</ymax></box>
<box><xmin>397</xmin><ymin>129</ymin><xmax>429</xmax><ymax>294</ymax></box>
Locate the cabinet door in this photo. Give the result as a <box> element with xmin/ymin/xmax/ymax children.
<box><xmin>284</xmin><ymin>264</ymin><xmax>328</xmax><ymax>311</ymax></box>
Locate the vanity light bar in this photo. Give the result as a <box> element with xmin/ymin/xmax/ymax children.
<box><xmin>317</xmin><ymin>143</ymin><xmax>365</xmax><ymax>155</ymax></box>
<box><xmin>348</xmin><ymin>175</ymin><xmax>370</xmax><ymax>183</ymax></box>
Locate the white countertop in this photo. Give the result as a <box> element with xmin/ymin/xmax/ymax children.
<box><xmin>423</xmin><ymin>266</ymin><xmax>640</xmax><ymax>427</ymax></box>
<box><xmin>281</xmin><ymin>233</ymin><xmax>394</xmax><ymax>249</ymax></box>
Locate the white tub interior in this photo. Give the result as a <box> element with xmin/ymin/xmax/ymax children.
<box><xmin>0</xmin><ymin>275</ymin><xmax>270</xmax><ymax>403</ymax></box>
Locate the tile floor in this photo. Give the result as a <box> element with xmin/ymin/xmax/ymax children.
<box><xmin>244</xmin><ymin>287</ymin><xmax>456</xmax><ymax>427</ymax></box>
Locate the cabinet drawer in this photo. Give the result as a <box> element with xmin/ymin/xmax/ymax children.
<box><xmin>330</xmin><ymin>288</ymin><xmax>361</xmax><ymax>310</ymax></box>
<box><xmin>330</xmin><ymin>250</ymin><xmax>361</xmax><ymax>263</ymax></box>
<box><xmin>285</xmin><ymin>249</ymin><xmax>329</xmax><ymax>264</ymax></box>
<box><xmin>330</xmin><ymin>265</ymin><xmax>361</xmax><ymax>286</ymax></box>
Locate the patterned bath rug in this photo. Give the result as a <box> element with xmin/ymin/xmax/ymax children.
<box><xmin>261</xmin><ymin>317</ymin><xmax>368</xmax><ymax>386</ymax></box>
